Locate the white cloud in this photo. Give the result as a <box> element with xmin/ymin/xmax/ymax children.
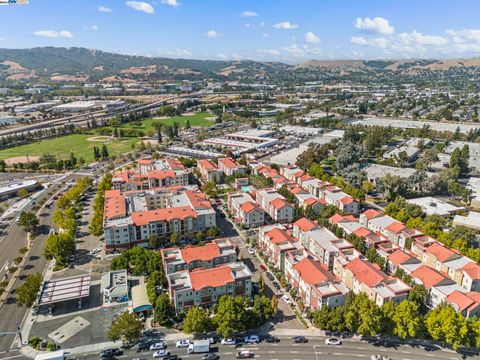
<box><xmin>206</xmin><ymin>30</ymin><xmax>221</xmax><ymax>38</ymax></box>
<box><xmin>33</xmin><ymin>30</ymin><xmax>73</xmax><ymax>38</ymax></box>
<box><xmin>161</xmin><ymin>0</ymin><xmax>180</xmax><ymax>7</ymax></box>
<box><xmin>350</xmin><ymin>36</ymin><xmax>368</xmax><ymax>46</ymax></box>
<box><xmin>98</xmin><ymin>5</ymin><xmax>112</xmax><ymax>13</ymax></box>
<box><xmin>282</xmin><ymin>44</ymin><xmax>322</xmax><ymax>58</ymax></box>
<box><xmin>398</xmin><ymin>30</ymin><xmax>448</xmax><ymax>46</ymax></box>
<box><xmin>445</xmin><ymin>29</ymin><xmax>480</xmax><ymax>44</ymax></box>
<box><xmin>157</xmin><ymin>48</ymin><xmax>192</xmax><ymax>57</ymax></box>
<box><xmin>241</xmin><ymin>11</ymin><xmax>258</xmax><ymax>18</ymax></box>
<box><xmin>245</xmin><ymin>23</ymin><xmax>254</xmax><ymax>29</ymax></box>
<box><xmin>87</xmin><ymin>25</ymin><xmax>99</xmax><ymax>31</ymax></box>
<box><xmin>355</xmin><ymin>16</ymin><xmax>394</xmax><ymax>35</ymax></box>
<box><xmin>262</xmin><ymin>33</ymin><xmax>271</xmax><ymax>38</ymax></box>
<box><xmin>217</xmin><ymin>53</ymin><xmax>227</xmax><ymax>60</ymax></box>
<box><xmin>273</xmin><ymin>21</ymin><xmax>298</xmax><ymax>30</ymax></box>
<box><xmin>258</xmin><ymin>49</ymin><xmax>280</xmax><ymax>57</ymax></box>
<box><xmin>126</xmin><ymin>1</ymin><xmax>154</xmax><ymax>14</ymax></box>
<box><xmin>304</xmin><ymin>31</ymin><xmax>320</xmax><ymax>43</ymax></box>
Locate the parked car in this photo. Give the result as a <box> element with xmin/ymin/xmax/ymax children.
<box><xmin>292</xmin><ymin>336</ymin><xmax>308</xmax><ymax>343</ymax></box>
<box><xmin>100</xmin><ymin>349</ymin><xmax>123</xmax><ymax>358</ymax></box>
<box><xmin>152</xmin><ymin>350</ymin><xmax>170</xmax><ymax>358</ymax></box>
<box><xmin>236</xmin><ymin>351</ymin><xmax>254</xmax><ymax>359</ymax></box>
<box><xmin>163</xmin><ymin>356</ymin><xmax>178</xmax><ymax>360</ymax></box>
<box><xmin>150</xmin><ymin>343</ymin><xmax>165</xmax><ymax>351</ymax></box>
<box><xmin>282</xmin><ymin>295</ymin><xmax>291</xmax><ymax>304</ymax></box>
<box><xmin>272</xmin><ymin>282</ymin><xmax>280</xmax><ymax>290</ymax></box>
<box><xmin>176</xmin><ymin>340</ymin><xmax>190</xmax><ymax>348</ymax></box>
<box><xmin>247</xmin><ymin>247</ymin><xmax>255</xmax><ymax>255</ymax></box>
<box><xmin>263</xmin><ymin>336</ymin><xmax>280</xmax><ymax>343</ymax></box>
<box><xmin>266</xmin><ymin>272</ymin><xmax>274</xmax><ymax>281</ymax></box>
<box><xmin>244</xmin><ymin>335</ymin><xmax>260</xmax><ymax>344</ymax></box>
<box><xmin>259</xmin><ymin>264</ymin><xmax>267</xmax><ymax>272</ymax></box>
<box><xmin>325</xmin><ymin>338</ymin><xmax>342</xmax><ymax>345</ymax></box>
<box><xmin>202</xmin><ymin>354</ymin><xmax>219</xmax><ymax>360</ymax></box>
<box><xmin>221</xmin><ymin>338</ymin><xmax>236</xmax><ymax>345</ymax></box>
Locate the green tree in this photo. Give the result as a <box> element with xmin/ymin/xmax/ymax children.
<box><xmin>16</xmin><ymin>273</ymin><xmax>42</xmax><ymax>307</ymax></box>
<box><xmin>214</xmin><ymin>295</ymin><xmax>248</xmax><ymax>338</ymax></box>
<box><xmin>183</xmin><ymin>307</ymin><xmax>213</xmax><ymax>334</ymax></box>
<box><xmin>345</xmin><ymin>293</ymin><xmax>382</xmax><ymax>335</ymax></box>
<box><xmin>258</xmin><ymin>272</ymin><xmax>265</xmax><ymax>294</ymax></box>
<box><xmin>407</xmin><ymin>284</ymin><xmax>429</xmax><ymax>314</ymax></box>
<box><xmin>101</xmin><ymin>144</ymin><xmax>109</xmax><ymax>160</ymax></box>
<box><xmin>108</xmin><ymin>311</ymin><xmax>143</xmax><ymax>345</ymax></box>
<box><xmin>43</xmin><ymin>232</ymin><xmax>75</xmax><ymax>266</ymax></box>
<box><xmin>18</xmin><ymin>211</ymin><xmax>39</xmax><ymax>234</ymax></box>
<box><xmin>17</xmin><ymin>189</ymin><xmax>30</xmax><ymax>199</ymax></box>
<box><xmin>154</xmin><ymin>294</ymin><xmax>174</xmax><ymax>326</ymax></box>
<box><xmin>425</xmin><ymin>304</ymin><xmax>469</xmax><ymax>350</ymax></box>
<box><xmin>170</xmin><ymin>232</ymin><xmax>179</xmax><ymax>245</ymax></box>
<box><xmin>207</xmin><ymin>227</ymin><xmax>219</xmax><ymax>238</ymax></box>
<box><xmin>185</xmin><ymin>119</ymin><xmax>191</xmax><ymax>130</ymax></box>
<box><xmin>392</xmin><ymin>300</ymin><xmax>424</xmax><ymax>339</ymax></box>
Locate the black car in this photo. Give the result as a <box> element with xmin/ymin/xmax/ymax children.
<box><xmin>100</xmin><ymin>349</ymin><xmax>123</xmax><ymax>358</ymax></box>
<box><xmin>164</xmin><ymin>356</ymin><xmax>178</xmax><ymax>360</ymax></box>
<box><xmin>272</xmin><ymin>282</ymin><xmax>280</xmax><ymax>290</ymax></box>
<box><xmin>202</xmin><ymin>354</ymin><xmax>219</xmax><ymax>360</ymax></box>
<box><xmin>292</xmin><ymin>336</ymin><xmax>308</xmax><ymax>343</ymax></box>
<box><xmin>266</xmin><ymin>272</ymin><xmax>275</xmax><ymax>281</ymax></box>
<box><xmin>263</xmin><ymin>336</ymin><xmax>280</xmax><ymax>343</ymax></box>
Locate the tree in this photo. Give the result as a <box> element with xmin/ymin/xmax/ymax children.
<box><xmin>197</xmin><ymin>231</ymin><xmax>205</xmax><ymax>242</ymax></box>
<box><xmin>214</xmin><ymin>295</ymin><xmax>248</xmax><ymax>337</ymax></box>
<box><xmin>345</xmin><ymin>293</ymin><xmax>382</xmax><ymax>335</ymax></box>
<box><xmin>43</xmin><ymin>232</ymin><xmax>75</xmax><ymax>266</ymax></box>
<box><xmin>108</xmin><ymin>311</ymin><xmax>143</xmax><ymax>345</ymax></box>
<box><xmin>271</xmin><ymin>295</ymin><xmax>278</xmax><ymax>314</ymax></box>
<box><xmin>207</xmin><ymin>227</ymin><xmax>219</xmax><ymax>238</ymax></box>
<box><xmin>407</xmin><ymin>284</ymin><xmax>429</xmax><ymax>314</ymax></box>
<box><xmin>101</xmin><ymin>144</ymin><xmax>109</xmax><ymax>160</ymax></box>
<box><xmin>170</xmin><ymin>232</ymin><xmax>179</xmax><ymax>245</ymax></box>
<box><xmin>18</xmin><ymin>211</ymin><xmax>39</xmax><ymax>234</ymax></box>
<box><xmin>154</xmin><ymin>294</ymin><xmax>174</xmax><ymax>326</ymax></box>
<box><xmin>16</xmin><ymin>273</ymin><xmax>42</xmax><ymax>307</ymax></box>
<box><xmin>425</xmin><ymin>304</ymin><xmax>469</xmax><ymax>350</ymax></box>
<box><xmin>157</xmin><ymin>125</ymin><xmax>163</xmax><ymax>143</ymax></box>
<box><xmin>17</xmin><ymin>189</ymin><xmax>29</xmax><ymax>199</ymax></box>
<box><xmin>392</xmin><ymin>300</ymin><xmax>424</xmax><ymax>339</ymax></box>
<box><xmin>258</xmin><ymin>273</ymin><xmax>265</xmax><ymax>294</ymax></box>
<box><xmin>183</xmin><ymin>307</ymin><xmax>213</xmax><ymax>334</ymax></box>
<box><xmin>185</xmin><ymin>119</ymin><xmax>191</xmax><ymax>130</ymax></box>
<box><xmin>93</xmin><ymin>146</ymin><xmax>101</xmax><ymax>161</ymax></box>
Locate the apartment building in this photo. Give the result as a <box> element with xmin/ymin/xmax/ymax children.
<box><xmin>227</xmin><ymin>192</ymin><xmax>264</xmax><ymax>228</ymax></box>
<box><xmin>445</xmin><ymin>291</ymin><xmax>480</xmax><ymax>318</ymax></box>
<box><xmin>386</xmin><ymin>249</ymin><xmax>421</xmax><ymax>274</ymax></box>
<box><xmin>161</xmin><ymin>239</ymin><xmax>236</xmax><ymax>275</ymax></box>
<box><xmin>258</xmin><ymin>225</ymin><xmax>300</xmax><ymax>270</ymax></box>
<box><xmin>112</xmin><ymin>158</ymin><xmax>190</xmax><ymax>191</ymax></box>
<box><xmin>255</xmin><ymin>188</ymin><xmax>295</xmax><ymax>223</ymax></box>
<box><xmin>218</xmin><ymin>157</ymin><xmax>246</xmax><ymax>177</ymax></box>
<box><xmin>166</xmin><ymin>262</ymin><xmax>252</xmax><ymax>312</ymax></box>
<box><xmin>103</xmin><ymin>186</ymin><xmax>216</xmax><ymax>251</ymax></box>
<box><xmin>197</xmin><ymin>159</ymin><xmax>223</xmax><ymax>183</ymax></box>
<box><xmin>322</xmin><ymin>187</ymin><xmax>360</xmax><ymax>215</ymax></box>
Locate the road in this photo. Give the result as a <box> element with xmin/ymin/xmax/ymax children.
<box><xmin>0</xmin><ymin>172</ymin><xmax>92</xmax><ymax>355</ymax></box>
<box><xmin>75</xmin><ymin>337</ymin><xmax>470</xmax><ymax>360</ymax></box>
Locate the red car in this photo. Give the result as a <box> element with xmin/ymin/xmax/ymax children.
<box><xmin>259</xmin><ymin>264</ymin><xmax>267</xmax><ymax>272</ymax></box>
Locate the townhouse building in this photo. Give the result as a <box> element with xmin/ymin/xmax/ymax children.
<box><xmin>161</xmin><ymin>238</ymin><xmax>236</xmax><ymax>275</ymax></box>
<box><xmin>227</xmin><ymin>192</ymin><xmax>264</xmax><ymax>228</ymax></box>
<box><xmin>218</xmin><ymin>157</ymin><xmax>247</xmax><ymax>177</ymax></box>
<box><xmin>166</xmin><ymin>262</ymin><xmax>252</xmax><ymax>312</ymax></box>
<box><xmin>255</xmin><ymin>188</ymin><xmax>295</xmax><ymax>223</ymax></box>
<box><xmin>197</xmin><ymin>159</ymin><xmax>223</xmax><ymax>183</ymax></box>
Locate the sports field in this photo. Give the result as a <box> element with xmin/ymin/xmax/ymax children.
<box><xmin>123</xmin><ymin>112</ymin><xmax>214</xmax><ymax>131</ymax></box>
<box><xmin>0</xmin><ymin>134</ymin><xmax>137</xmax><ymax>163</ymax></box>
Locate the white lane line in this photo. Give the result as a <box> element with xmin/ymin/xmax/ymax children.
<box><xmin>401</xmin><ymin>351</ymin><xmax>411</xmax><ymax>354</ymax></box>
<box><xmin>356</xmin><ymin>355</ymin><xmax>366</xmax><ymax>357</ymax></box>
<box><xmin>290</xmin><ymin>351</ymin><xmax>298</xmax><ymax>353</ymax></box>
<box><xmin>357</xmin><ymin>347</ymin><xmax>365</xmax><ymax>350</ymax></box>
<box><xmin>224</xmin><ymin>352</ymin><xmax>232</xmax><ymax>355</ymax></box>
<box><xmin>268</xmin><ymin>351</ymin><xmax>276</xmax><ymax>353</ymax></box>
<box><xmin>0</xmin><ymin>356</ymin><xmax>24</xmax><ymax>360</ymax></box>
<box><xmin>333</xmin><ymin>353</ymin><xmax>343</xmax><ymax>356</ymax></box>
<box><xmin>425</xmin><ymin>354</ymin><xmax>434</xmax><ymax>357</ymax></box>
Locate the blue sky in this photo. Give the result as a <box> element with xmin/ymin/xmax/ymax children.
<box><xmin>1</xmin><ymin>0</ymin><xmax>480</xmax><ymax>63</ymax></box>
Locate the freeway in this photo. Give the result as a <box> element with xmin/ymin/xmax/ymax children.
<box><xmin>0</xmin><ymin>172</ymin><xmax>92</xmax><ymax>355</ymax></box>
<box><xmin>75</xmin><ymin>337</ymin><xmax>469</xmax><ymax>360</ymax></box>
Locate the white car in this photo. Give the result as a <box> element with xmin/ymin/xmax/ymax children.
<box><xmin>282</xmin><ymin>295</ymin><xmax>291</xmax><ymax>304</ymax></box>
<box><xmin>176</xmin><ymin>339</ymin><xmax>190</xmax><ymax>348</ymax></box>
<box><xmin>221</xmin><ymin>338</ymin><xmax>236</xmax><ymax>345</ymax></box>
<box><xmin>325</xmin><ymin>338</ymin><xmax>342</xmax><ymax>345</ymax></box>
<box><xmin>150</xmin><ymin>342</ymin><xmax>165</xmax><ymax>351</ymax></box>
<box><xmin>247</xmin><ymin>247</ymin><xmax>255</xmax><ymax>255</ymax></box>
<box><xmin>152</xmin><ymin>350</ymin><xmax>170</xmax><ymax>358</ymax></box>
<box><xmin>244</xmin><ymin>335</ymin><xmax>260</xmax><ymax>344</ymax></box>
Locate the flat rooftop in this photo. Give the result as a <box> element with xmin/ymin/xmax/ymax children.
<box><xmin>38</xmin><ymin>274</ymin><xmax>91</xmax><ymax>305</ymax></box>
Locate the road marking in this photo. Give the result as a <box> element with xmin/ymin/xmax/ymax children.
<box><xmin>425</xmin><ymin>354</ymin><xmax>434</xmax><ymax>357</ymax></box>
<box><xmin>357</xmin><ymin>347</ymin><xmax>365</xmax><ymax>350</ymax></box>
<box><xmin>267</xmin><ymin>351</ymin><xmax>276</xmax><ymax>353</ymax></box>
<box><xmin>356</xmin><ymin>355</ymin><xmax>366</xmax><ymax>357</ymax></box>
<box><xmin>224</xmin><ymin>352</ymin><xmax>232</xmax><ymax>355</ymax></box>
<box><xmin>333</xmin><ymin>353</ymin><xmax>343</xmax><ymax>356</ymax></box>
<box><xmin>0</xmin><ymin>356</ymin><xmax>24</xmax><ymax>360</ymax></box>
<box><xmin>290</xmin><ymin>351</ymin><xmax>298</xmax><ymax>353</ymax></box>
<box><xmin>401</xmin><ymin>351</ymin><xmax>411</xmax><ymax>354</ymax></box>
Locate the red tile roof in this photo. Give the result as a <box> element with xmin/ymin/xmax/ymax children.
<box><xmin>131</xmin><ymin>206</ymin><xmax>197</xmax><ymax>226</ymax></box>
<box><xmin>293</xmin><ymin>258</ymin><xmax>334</xmax><ymax>286</ymax></box>
<box><xmin>425</xmin><ymin>242</ymin><xmax>457</xmax><ymax>263</ymax></box>
<box><xmin>198</xmin><ymin>159</ymin><xmax>218</xmax><ymax>171</ymax></box>
<box><xmin>219</xmin><ymin>157</ymin><xmax>241</xmax><ymax>170</ymax></box>
<box><xmin>462</xmin><ymin>262</ymin><xmax>480</xmax><ymax>280</ymax></box>
<box><xmin>271</xmin><ymin>197</ymin><xmax>289</xmax><ymax>210</ymax></box>
<box><xmin>104</xmin><ymin>190</ymin><xmax>126</xmax><ymax>220</ymax></box>
<box><xmin>446</xmin><ymin>290</ymin><xmax>479</xmax><ymax>312</ymax></box>
<box><xmin>385</xmin><ymin>221</ymin><xmax>407</xmax><ymax>234</ymax></box>
<box><xmin>166</xmin><ymin>158</ymin><xmax>185</xmax><ymax>170</ymax></box>
<box><xmin>388</xmin><ymin>249</ymin><xmax>413</xmax><ymax>266</ymax></box>
<box><xmin>138</xmin><ymin>159</ymin><xmax>153</xmax><ymax>165</ymax></box>
<box><xmin>294</xmin><ymin>217</ymin><xmax>317</xmax><ymax>232</ymax></box>
<box><xmin>267</xmin><ymin>227</ymin><xmax>293</xmax><ymax>244</ymax></box>
<box><xmin>180</xmin><ymin>243</ymin><xmax>221</xmax><ymax>264</ymax></box>
<box><xmin>410</xmin><ymin>265</ymin><xmax>448</xmax><ymax>289</ymax></box>
<box><xmin>344</xmin><ymin>258</ymin><xmax>386</xmax><ymax>287</ymax></box>
<box><xmin>240</xmin><ymin>201</ymin><xmax>260</xmax><ymax>214</ymax></box>
<box><xmin>340</xmin><ymin>196</ymin><xmax>354</xmax><ymax>205</ymax></box>
<box><xmin>291</xmin><ymin>187</ymin><xmax>306</xmax><ymax>194</ymax></box>
<box><xmin>147</xmin><ymin>170</ymin><xmax>176</xmax><ymax>180</ymax></box>
<box><xmin>189</xmin><ymin>266</ymin><xmax>233</xmax><ymax>291</ymax></box>
<box><xmin>353</xmin><ymin>227</ymin><xmax>373</xmax><ymax>238</ymax></box>
<box><xmin>185</xmin><ymin>190</ymin><xmax>212</xmax><ymax>209</ymax></box>
<box><xmin>363</xmin><ymin>209</ymin><xmax>381</xmax><ymax>220</ymax></box>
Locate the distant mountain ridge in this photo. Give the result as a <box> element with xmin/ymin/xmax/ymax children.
<box><xmin>1</xmin><ymin>47</ymin><xmax>480</xmax><ymax>82</ymax></box>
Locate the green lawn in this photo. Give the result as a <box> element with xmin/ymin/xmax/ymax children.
<box><xmin>0</xmin><ymin>134</ymin><xmax>138</xmax><ymax>163</ymax></box>
<box><xmin>123</xmin><ymin>112</ymin><xmax>214</xmax><ymax>131</ymax></box>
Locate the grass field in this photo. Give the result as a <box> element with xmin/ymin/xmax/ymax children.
<box><xmin>123</xmin><ymin>112</ymin><xmax>214</xmax><ymax>131</ymax></box>
<box><xmin>0</xmin><ymin>134</ymin><xmax>138</xmax><ymax>163</ymax></box>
